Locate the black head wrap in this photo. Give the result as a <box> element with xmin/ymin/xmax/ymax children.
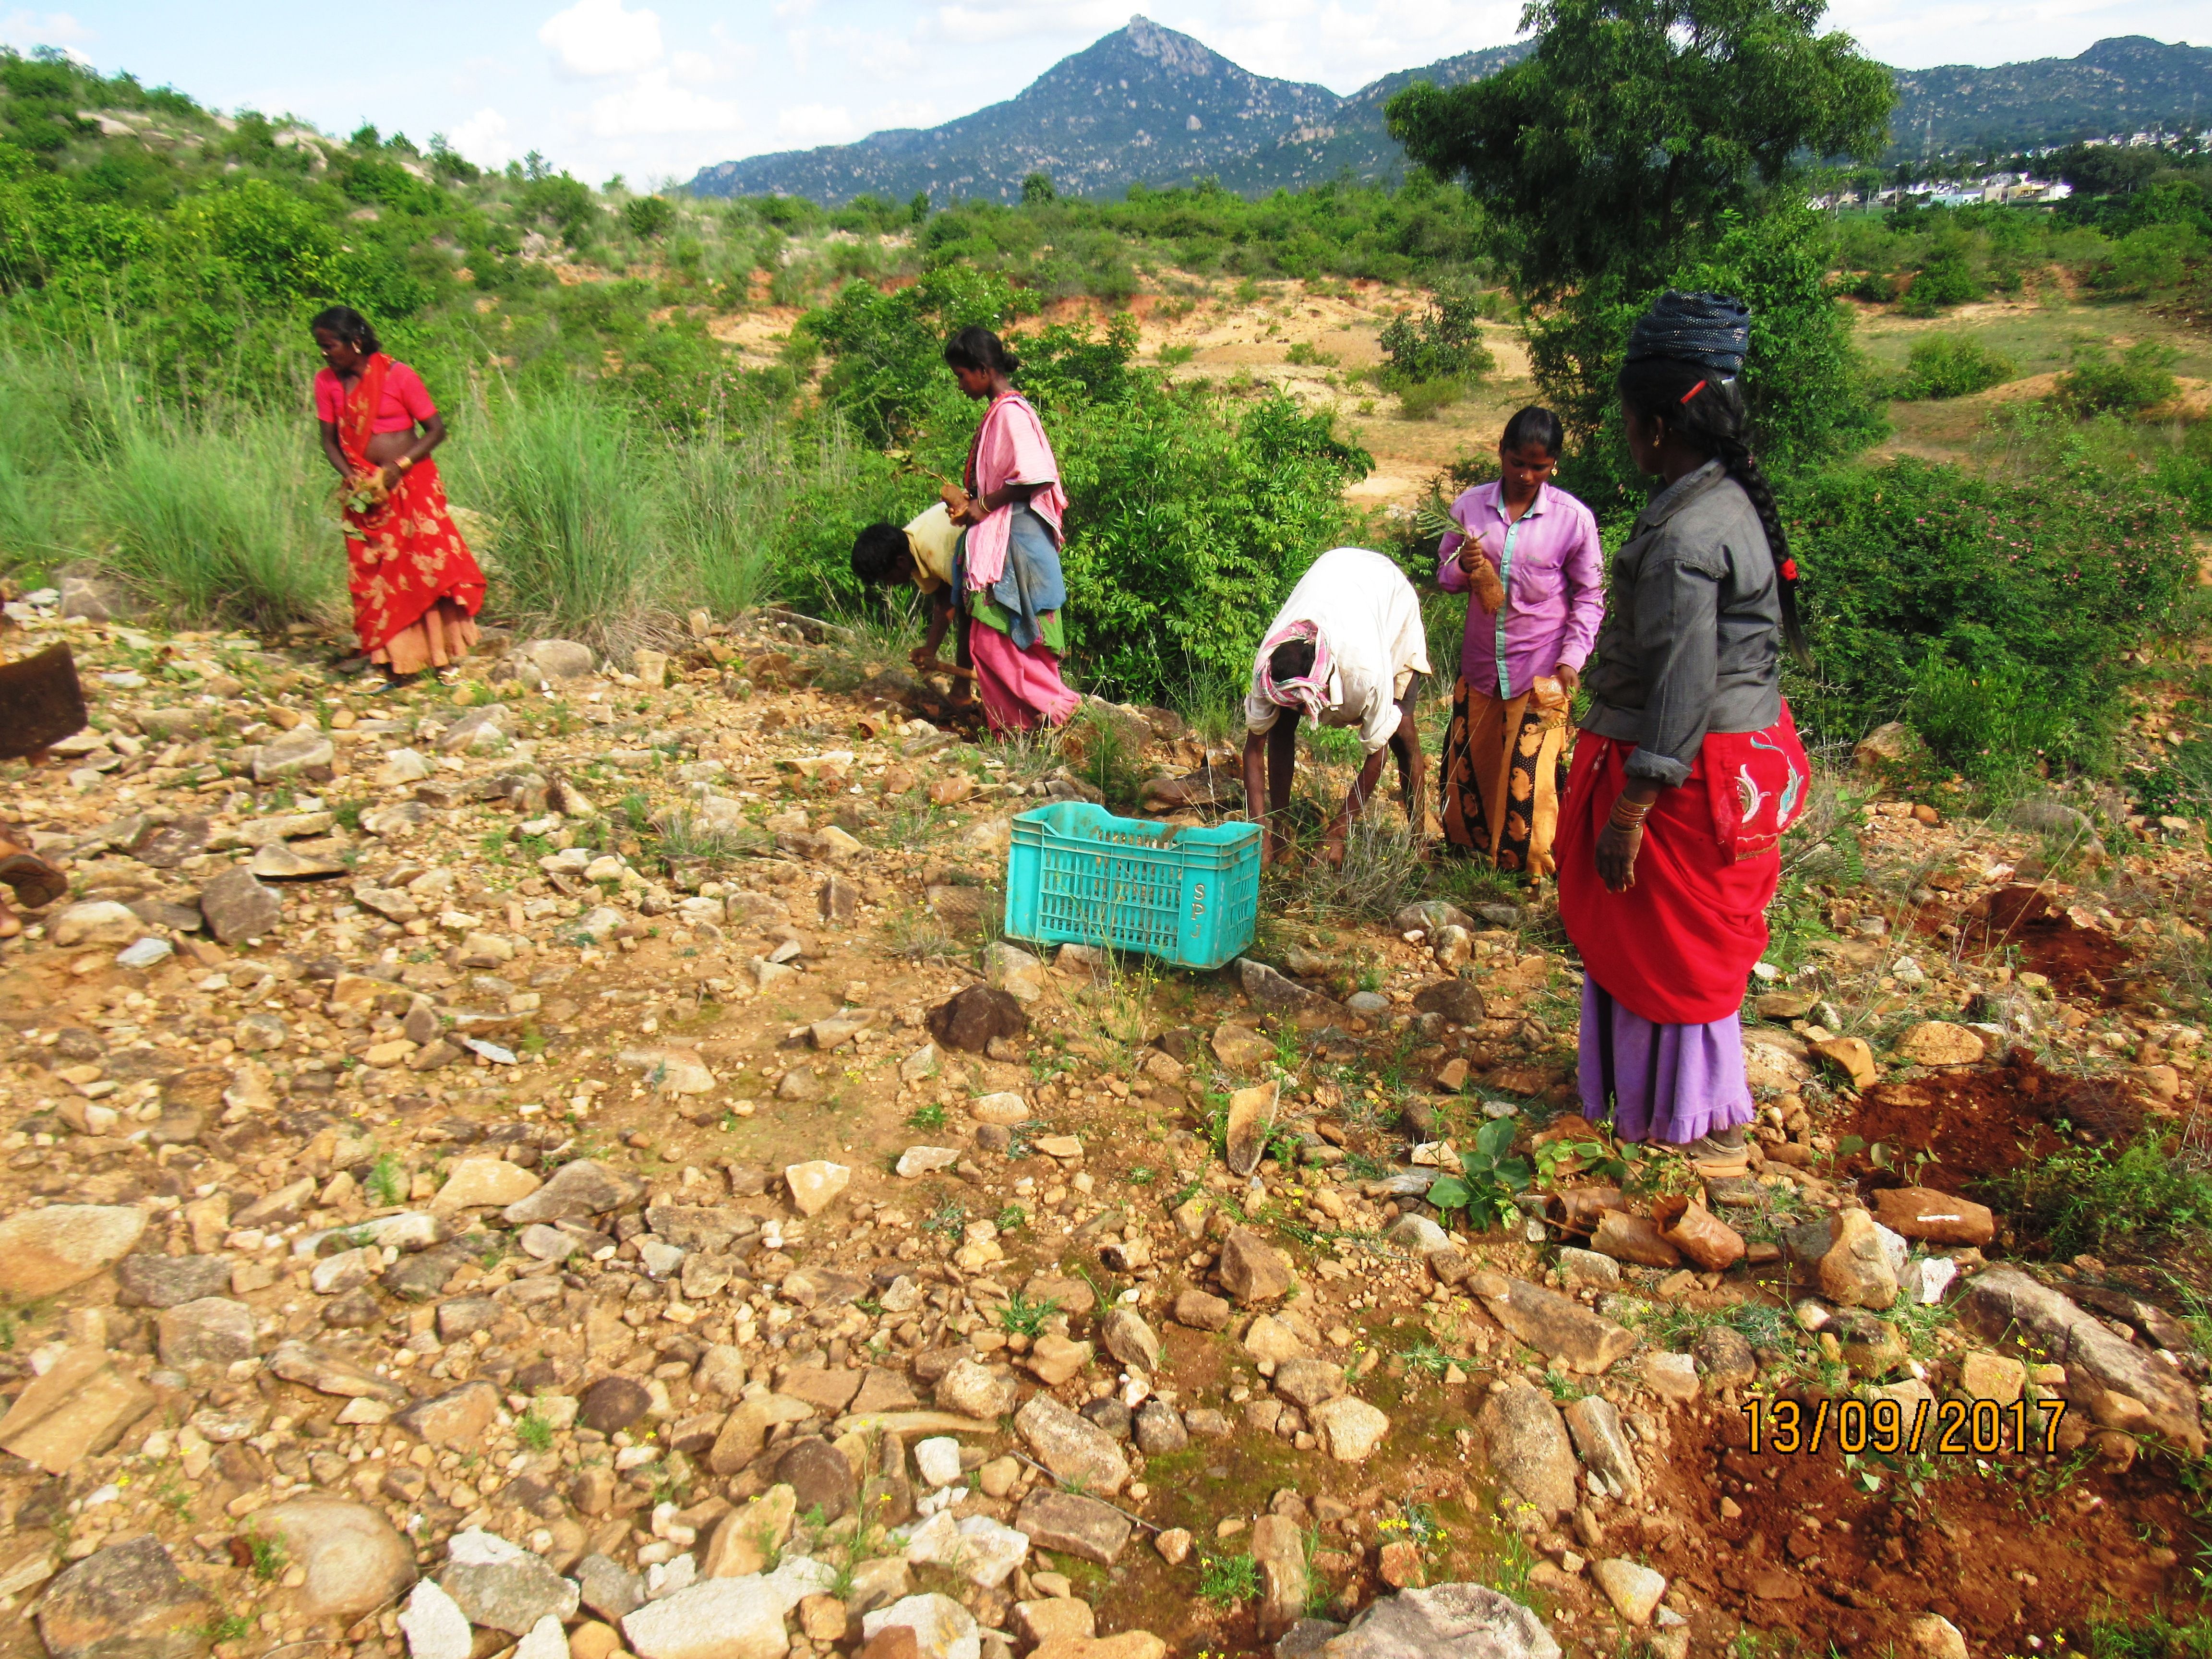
<box><xmin>1623</xmin><ymin>290</ymin><xmax>1751</xmax><ymax>375</ymax></box>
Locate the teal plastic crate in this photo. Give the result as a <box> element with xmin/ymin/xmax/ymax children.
<box><xmin>1004</xmin><ymin>802</ymin><xmax>1260</xmax><ymax>971</ymax></box>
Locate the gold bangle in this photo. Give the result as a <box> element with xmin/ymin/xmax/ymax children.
<box><xmin>395</xmin><ymin>456</ymin><xmax>414</xmax><ymax>473</ymax></box>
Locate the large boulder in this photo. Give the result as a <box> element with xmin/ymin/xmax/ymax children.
<box><xmin>1469</xmin><ymin>1274</ymin><xmax>1635</xmax><ymax>1374</ymax></box>
<box><xmin>502</xmin><ymin>1159</ymin><xmax>644</xmax><ymax>1225</ymax></box>
<box><xmin>1015</xmin><ymin>1395</ymin><xmax>1129</xmax><ymax>1496</ymax></box>
<box><xmin>926</xmin><ymin>986</ymin><xmax>1028</xmax><ymax>1054</ymax></box>
<box><xmin>1317</xmin><ymin>1581</ymin><xmax>1559</xmax><ymax>1659</ymax></box>
<box><xmin>0</xmin><ymin>1205</ymin><xmax>146</xmax><ymax>1298</ymax></box>
<box><xmin>252</xmin><ymin>1498</ymin><xmax>417</xmax><ymax>1618</ymax></box>
<box><xmin>37</xmin><ymin>1539</ymin><xmax>213</xmax><ymax>1659</ymax></box>
<box><xmin>1474</xmin><ymin>1382</ymin><xmax>1577</xmax><ymax>1521</ymax></box>
<box><xmin>1957</xmin><ymin>1267</ymin><xmax>2205</xmax><ymax>1453</ymax></box>
<box><xmin>197</xmin><ymin>868</ymin><xmax>283</xmax><ymax>944</ymax></box>
<box><xmin>0</xmin><ymin>1347</ymin><xmax>154</xmax><ymax>1475</ymax></box>
<box><xmin>437</xmin><ymin>1528</ymin><xmax>579</xmax><ymax>1635</ymax></box>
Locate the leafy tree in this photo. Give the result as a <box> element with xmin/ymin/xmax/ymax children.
<box><xmin>1021</xmin><ymin>171</ymin><xmax>1056</xmax><ymax>205</ymax></box>
<box><xmin>2055</xmin><ymin>143</ymin><xmax>2159</xmax><ymax>199</ymax></box>
<box><xmin>1387</xmin><ymin>0</ymin><xmax>1893</xmax><ymax>302</ymax></box>
<box><xmin>1387</xmin><ymin>0</ymin><xmax>1893</xmax><ymax>467</ymax></box>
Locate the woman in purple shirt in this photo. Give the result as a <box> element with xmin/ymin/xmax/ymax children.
<box><xmin>1435</xmin><ymin>407</ymin><xmax>1606</xmax><ymax>876</ymax></box>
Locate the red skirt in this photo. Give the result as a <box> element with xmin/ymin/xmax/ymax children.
<box><xmin>1556</xmin><ymin>717</ymin><xmax>1802</xmax><ymax>1026</ymax></box>
<box><xmin>343</xmin><ymin>458</ymin><xmax>486</xmax><ymax>657</ymax></box>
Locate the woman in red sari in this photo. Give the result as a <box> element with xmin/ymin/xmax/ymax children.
<box><xmin>311</xmin><ymin>307</ymin><xmax>486</xmax><ymax>688</ymax></box>
<box><xmin>1555</xmin><ymin>292</ymin><xmax>1812</xmax><ymax>1178</ymax></box>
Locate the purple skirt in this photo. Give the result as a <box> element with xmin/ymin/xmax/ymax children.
<box><xmin>1577</xmin><ymin>977</ymin><xmax>1754</xmax><ymax>1146</ymax></box>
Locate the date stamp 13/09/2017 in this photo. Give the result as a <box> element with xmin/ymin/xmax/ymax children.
<box><xmin>1742</xmin><ymin>1395</ymin><xmax>2069</xmax><ymax>1457</ymax></box>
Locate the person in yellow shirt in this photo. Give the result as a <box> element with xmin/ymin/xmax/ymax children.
<box><xmin>851</xmin><ymin>502</ymin><xmax>970</xmax><ymax>700</ymax></box>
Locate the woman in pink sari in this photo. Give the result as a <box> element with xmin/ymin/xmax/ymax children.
<box><xmin>940</xmin><ymin>326</ymin><xmax>1081</xmax><ymax>734</ymax></box>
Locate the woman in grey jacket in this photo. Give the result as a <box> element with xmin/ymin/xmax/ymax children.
<box><xmin>1556</xmin><ymin>292</ymin><xmax>1813</xmax><ymax>1178</ymax></box>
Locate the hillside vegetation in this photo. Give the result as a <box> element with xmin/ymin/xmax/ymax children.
<box><xmin>0</xmin><ymin>37</ymin><xmax>2207</xmax><ymax>804</ymax></box>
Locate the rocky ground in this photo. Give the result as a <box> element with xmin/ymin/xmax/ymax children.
<box><xmin>0</xmin><ymin>585</ymin><xmax>2210</xmax><ymax>1659</ymax></box>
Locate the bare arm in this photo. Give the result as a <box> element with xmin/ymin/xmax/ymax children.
<box><xmin>317</xmin><ymin>419</ymin><xmax>349</xmax><ymax>479</ymax></box>
<box><xmin>955</xmin><ymin>480</ymin><xmax>1039</xmax><ymax>524</ymax></box>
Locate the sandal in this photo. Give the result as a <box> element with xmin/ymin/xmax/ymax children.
<box><xmin>1681</xmin><ymin>1127</ymin><xmax>1751</xmax><ymax>1180</ymax></box>
<box><xmin>0</xmin><ymin>851</ymin><xmax>68</xmax><ymax>911</ymax></box>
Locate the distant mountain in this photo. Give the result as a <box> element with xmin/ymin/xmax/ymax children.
<box><xmin>1889</xmin><ymin>36</ymin><xmax>2212</xmax><ymax>156</ymax></box>
<box><xmin>687</xmin><ymin>17</ymin><xmax>1529</xmax><ymax>204</ymax></box>
<box><xmin>690</xmin><ymin>18</ymin><xmax>1335</xmax><ymax>205</ymax></box>
<box><xmin>686</xmin><ymin>21</ymin><xmax>2211</xmax><ymax>204</ymax></box>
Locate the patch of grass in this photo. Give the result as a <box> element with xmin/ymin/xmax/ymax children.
<box><xmin>994</xmin><ymin>1202</ymin><xmax>1029</xmax><ymax>1233</ymax></box>
<box><xmin>515</xmin><ymin>1411</ymin><xmax>554</xmax><ymax>1452</ymax></box>
<box><xmin>245</xmin><ymin>1533</ymin><xmax>286</xmax><ymax>1582</ymax></box>
<box><xmin>1985</xmin><ymin>1135</ymin><xmax>2212</xmax><ymax>1262</ymax></box>
<box><xmin>921</xmin><ymin>1200</ymin><xmax>966</xmax><ymax>1238</ymax></box>
<box><xmin>1292</xmin><ymin>812</ymin><xmax>1429</xmax><ymax>923</ymax></box>
<box><xmin>653</xmin><ymin>805</ymin><xmax>766</xmax><ymax>865</ymax></box>
<box><xmin>998</xmin><ymin>1290</ymin><xmax>1059</xmax><ymax>1337</ymax></box>
<box><xmin>1062</xmin><ymin>706</ymin><xmax>1146</xmax><ymax>812</ymax></box>
<box><xmin>887</xmin><ymin>904</ymin><xmax>963</xmax><ymax>962</ymax></box>
<box><xmin>201</xmin><ymin>1613</ymin><xmax>254</xmax><ymax>1646</ymax></box>
<box><xmin>2085</xmin><ymin>1607</ymin><xmax>2212</xmax><ymax>1658</ymax></box>
<box><xmin>1198</xmin><ymin>1550</ymin><xmax>1261</xmax><ymax>1606</ymax></box>
<box><xmin>1398</xmin><ymin>1339</ymin><xmax>1453</xmax><ymax>1378</ymax></box>
<box><xmin>364</xmin><ymin>1152</ymin><xmax>408</xmax><ymax>1208</ymax></box>
<box><xmin>905</xmin><ymin>1102</ymin><xmax>948</xmax><ymax>1130</ymax></box>
<box><xmin>1396</xmin><ymin>376</ymin><xmax>1466</xmax><ymax>420</ymax></box>
<box><xmin>1477</xmin><ymin>1525</ymin><xmax>1539</xmax><ymax>1604</ymax></box>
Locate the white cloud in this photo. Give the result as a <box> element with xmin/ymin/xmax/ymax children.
<box><xmin>776</xmin><ymin>102</ymin><xmax>859</xmax><ymax>144</ymax></box>
<box><xmin>0</xmin><ymin>8</ymin><xmax>89</xmax><ymax>53</ymax></box>
<box><xmin>878</xmin><ymin>100</ymin><xmax>942</xmax><ymax>128</ymax></box>
<box><xmin>539</xmin><ymin>0</ymin><xmax>664</xmax><ymax>77</ymax></box>
<box><xmin>450</xmin><ymin>107</ymin><xmax>518</xmax><ymax>168</ymax></box>
<box><xmin>669</xmin><ymin>48</ymin><xmax>719</xmax><ymax>83</ymax></box>
<box><xmin>933</xmin><ymin>1</ymin><xmax>1130</xmax><ymax>46</ymax></box>
<box><xmin>588</xmin><ymin>70</ymin><xmax>744</xmax><ymax>136</ymax></box>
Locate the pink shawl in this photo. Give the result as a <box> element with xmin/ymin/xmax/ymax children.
<box><xmin>961</xmin><ymin>392</ymin><xmax>1069</xmax><ymax>590</ymax></box>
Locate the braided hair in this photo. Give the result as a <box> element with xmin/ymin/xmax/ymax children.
<box><xmin>1617</xmin><ymin>357</ymin><xmax>1809</xmax><ymax>664</ymax></box>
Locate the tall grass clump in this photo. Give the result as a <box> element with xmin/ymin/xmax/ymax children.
<box><xmin>451</xmin><ymin>390</ymin><xmax>666</xmax><ymax>646</ymax></box>
<box><xmin>88</xmin><ymin>409</ymin><xmax>340</xmax><ymax>631</ymax></box>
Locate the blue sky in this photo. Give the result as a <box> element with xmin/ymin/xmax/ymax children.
<box><xmin>1</xmin><ymin>0</ymin><xmax>2200</xmax><ymax>188</ymax></box>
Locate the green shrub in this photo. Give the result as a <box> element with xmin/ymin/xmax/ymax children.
<box><xmin>1786</xmin><ymin>428</ymin><xmax>2194</xmax><ymax>780</ymax></box>
<box><xmin>2051</xmin><ymin>341</ymin><xmax>2181</xmax><ymax>417</ymax></box>
<box><xmin>1895</xmin><ymin>244</ymin><xmax>1980</xmax><ymax>315</ymax></box>
<box><xmin>1986</xmin><ymin>1135</ymin><xmax>2212</xmax><ymax>1262</ymax></box>
<box><xmin>81</xmin><ymin>399</ymin><xmax>341</xmax><ymax>633</ymax></box>
<box><xmin>2152</xmin><ymin>419</ymin><xmax>2212</xmax><ymax>528</ymax></box>
<box><xmin>624</xmin><ymin>196</ymin><xmax>675</xmax><ymax>240</ymax></box>
<box><xmin>1377</xmin><ymin>293</ymin><xmax>1492</xmax><ymax>391</ymax></box>
<box><xmin>798</xmin><ymin>285</ymin><xmax>1369</xmax><ymax>708</ymax></box>
<box><xmin>1395</xmin><ymin>377</ymin><xmax>1464</xmax><ymax>421</ymax></box>
<box><xmin>1894</xmin><ymin>334</ymin><xmax>2014</xmax><ymax>400</ymax></box>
